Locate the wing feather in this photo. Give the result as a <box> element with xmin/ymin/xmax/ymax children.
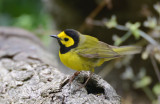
<box><xmin>77</xmin><ymin>41</ymin><xmax>121</xmax><ymax>58</ymax></box>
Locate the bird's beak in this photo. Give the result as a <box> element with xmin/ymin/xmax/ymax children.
<box><xmin>50</xmin><ymin>35</ymin><xmax>61</xmax><ymax>40</ymax></box>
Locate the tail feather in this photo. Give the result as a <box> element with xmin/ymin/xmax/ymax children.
<box><xmin>112</xmin><ymin>46</ymin><xmax>142</xmax><ymax>55</ymax></box>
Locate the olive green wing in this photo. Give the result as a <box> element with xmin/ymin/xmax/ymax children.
<box><xmin>77</xmin><ymin>41</ymin><xmax>121</xmax><ymax>58</ymax></box>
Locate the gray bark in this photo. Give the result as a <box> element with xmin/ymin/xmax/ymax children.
<box><xmin>0</xmin><ymin>27</ymin><xmax>120</xmax><ymax>104</ymax></box>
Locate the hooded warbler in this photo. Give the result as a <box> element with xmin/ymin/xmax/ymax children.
<box><xmin>50</xmin><ymin>29</ymin><xmax>141</xmax><ymax>87</ymax></box>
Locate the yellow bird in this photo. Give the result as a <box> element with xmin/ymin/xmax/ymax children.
<box><xmin>50</xmin><ymin>29</ymin><xmax>141</xmax><ymax>87</ymax></box>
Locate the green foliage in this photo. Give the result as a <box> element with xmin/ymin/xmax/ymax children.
<box><xmin>104</xmin><ymin>2</ymin><xmax>160</xmax><ymax>103</ymax></box>
<box><xmin>134</xmin><ymin>76</ymin><xmax>152</xmax><ymax>88</ymax></box>
<box><xmin>113</xmin><ymin>35</ymin><xmax>122</xmax><ymax>46</ymax></box>
<box><xmin>153</xmin><ymin>83</ymin><xmax>160</xmax><ymax>96</ymax></box>
<box><xmin>0</xmin><ymin>0</ymin><xmax>52</xmax><ymax>46</ymax></box>
<box><xmin>13</xmin><ymin>14</ymin><xmax>34</xmax><ymax>30</ymax></box>
<box><xmin>144</xmin><ymin>17</ymin><xmax>157</xmax><ymax>29</ymax></box>
<box><xmin>125</xmin><ymin>22</ymin><xmax>141</xmax><ymax>39</ymax></box>
<box><xmin>113</xmin><ymin>32</ymin><xmax>132</xmax><ymax>46</ymax></box>
<box><xmin>105</xmin><ymin>15</ymin><xmax>117</xmax><ymax>29</ymax></box>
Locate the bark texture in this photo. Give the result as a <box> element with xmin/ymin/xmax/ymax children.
<box><xmin>0</xmin><ymin>27</ymin><xmax>120</xmax><ymax>104</ymax></box>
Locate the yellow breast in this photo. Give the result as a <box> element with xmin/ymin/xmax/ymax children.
<box><xmin>59</xmin><ymin>51</ymin><xmax>98</xmax><ymax>71</ymax></box>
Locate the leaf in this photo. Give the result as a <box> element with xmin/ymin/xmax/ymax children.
<box><xmin>125</xmin><ymin>22</ymin><xmax>141</xmax><ymax>39</ymax></box>
<box><xmin>143</xmin><ymin>17</ymin><xmax>157</xmax><ymax>29</ymax></box>
<box><xmin>105</xmin><ymin>15</ymin><xmax>118</xmax><ymax>28</ymax></box>
<box><xmin>112</xmin><ymin>35</ymin><xmax>122</xmax><ymax>46</ymax></box>
<box><xmin>153</xmin><ymin>83</ymin><xmax>160</xmax><ymax>96</ymax></box>
<box><xmin>134</xmin><ymin>76</ymin><xmax>152</xmax><ymax>88</ymax></box>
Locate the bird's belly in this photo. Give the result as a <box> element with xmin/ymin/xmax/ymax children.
<box><xmin>59</xmin><ymin>51</ymin><xmax>96</xmax><ymax>71</ymax></box>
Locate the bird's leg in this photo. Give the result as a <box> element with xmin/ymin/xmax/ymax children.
<box><xmin>68</xmin><ymin>71</ymin><xmax>80</xmax><ymax>85</ymax></box>
<box><xmin>79</xmin><ymin>71</ymin><xmax>93</xmax><ymax>89</ymax></box>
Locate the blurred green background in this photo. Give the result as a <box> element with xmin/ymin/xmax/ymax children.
<box><xmin>0</xmin><ymin>0</ymin><xmax>160</xmax><ymax>104</ymax></box>
<box><xmin>0</xmin><ymin>0</ymin><xmax>52</xmax><ymax>45</ymax></box>
<box><xmin>0</xmin><ymin>0</ymin><xmax>50</xmax><ymax>29</ymax></box>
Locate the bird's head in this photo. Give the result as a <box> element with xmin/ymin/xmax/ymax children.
<box><xmin>50</xmin><ymin>29</ymin><xmax>80</xmax><ymax>53</ymax></box>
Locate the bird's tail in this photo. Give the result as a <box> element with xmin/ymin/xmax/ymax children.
<box><xmin>97</xmin><ymin>45</ymin><xmax>141</xmax><ymax>66</ymax></box>
<box><xmin>112</xmin><ymin>46</ymin><xmax>142</xmax><ymax>55</ymax></box>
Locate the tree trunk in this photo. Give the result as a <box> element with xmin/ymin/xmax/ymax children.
<box><xmin>0</xmin><ymin>27</ymin><xmax>120</xmax><ymax>104</ymax></box>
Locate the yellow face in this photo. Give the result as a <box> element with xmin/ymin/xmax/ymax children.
<box><xmin>57</xmin><ymin>31</ymin><xmax>75</xmax><ymax>47</ymax></box>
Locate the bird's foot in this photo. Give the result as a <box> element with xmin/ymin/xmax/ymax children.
<box><xmin>74</xmin><ymin>72</ymin><xmax>93</xmax><ymax>92</ymax></box>
<box><xmin>68</xmin><ymin>71</ymin><xmax>80</xmax><ymax>85</ymax></box>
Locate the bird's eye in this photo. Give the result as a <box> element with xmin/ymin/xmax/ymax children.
<box><xmin>64</xmin><ymin>38</ymin><xmax>69</xmax><ymax>41</ymax></box>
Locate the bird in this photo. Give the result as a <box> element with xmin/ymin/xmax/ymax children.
<box><xmin>50</xmin><ymin>29</ymin><xmax>141</xmax><ymax>88</ymax></box>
